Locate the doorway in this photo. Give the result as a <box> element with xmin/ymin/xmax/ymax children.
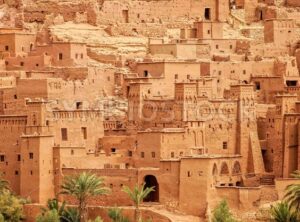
<box><xmin>143</xmin><ymin>175</ymin><xmax>159</xmax><ymax>202</ymax></box>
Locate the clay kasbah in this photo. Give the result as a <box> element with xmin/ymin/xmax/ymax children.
<box><xmin>0</xmin><ymin>0</ymin><xmax>299</xmax><ymax>221</ymax></box>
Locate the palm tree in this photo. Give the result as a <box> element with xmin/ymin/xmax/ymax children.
<box><xmin>122</xmin><ymin>183</ymin><xmax>155</xmax><ymax>222</ymax></box>
<box><xmin>60</xmin><ymin>172</ymin><xmax>110</xmax><ymax>222</ymax></box>
<box><xmin>284</xmin><ymin>171</ymin><xmax>300</xmax><ymax>212</ymax></box>
<box><xmin>270</xmin><ymin>202</ymin><xmax>298</xmax><ymax>222</ymax></box>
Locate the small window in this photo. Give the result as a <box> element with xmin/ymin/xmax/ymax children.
<box><xmin>14</xmin><ymin>95</ymin><xmax>17</xmax><ymax>99</ymax></box>
<box><xmin>207</xmin><ymin>30</ymin><xmax>211</xmax><ymax>34</ymax></box>
<box><xmin>0</xmin><ymin>155</ymin><xmax>5</xmax><ymax>162</ymax></box>
<box><xmin>255</xmin><ymin>82</ymin><xmax>261</xmax><ymax>90</ymax></box>
<box><xmin>151</xmin><ymin>152</ymin><xmax>155</xmax><ymax>158</ymax></box>
<box><xmin>5</xmin><ymin>46</ymin><xmax>9</xmax><ymax>51</ymax></box>
<box><xmin>81</xmin><ymin>127</ymin><xmax>87</xmax><ymax>140</ymax></box>
<box><xmin>141</xmin><ymin>152</ymin><xmax>145</xmax><ymax>158</ymax></box>
<box><xmin>187</xmin><ymin>171</ymin><xmax>192</xmax><ymax>177</ymax></box>
<box><xmin>175</xmin><ymin>74</ymin><xmax>178</xmax><ymax>79</ymax></box>
<box><xmin>144</xmin><ymin>70</ymin><xmax>148</xmax><ymax>77</ymax></box>
<box><xmin>29</xmin><ymin>152</ymin><xmax>34</xmax><ymax>159</ymax></box>
<box><xmin>20</xmin><ymin>62</ymin><xmax>24</xmax><ymax>67</ymax></box>
<box><xmin>128</xmin><ymin>151</ymin><xmax>133</xmax><ymax>157</ymax></box>
<box><xmin>111</xmin><ymin>148</ymin><xmax>116</xmax><ymax>153</ymax></box>
<box><xmin>71</xmin><ymin>149</ymin><xmax>74</xmax><ymax>155</ymax></box>
<box><xmin>61</xmin><ymin>128</ymin><xmax>68</xmax><ymax>141</ymax></box>
<box><xmin>187</xmin><ymin>75</ymin><xmax>190</xmax><ymax>79</ymax></box>
<box><xmin>216</xmin><ymin>45</ymin><xmax>219</xmax><ymax>49</ymax></box>
<box><xmin>230</xmin><ymin>45</ymin><xmax>233</xmax><ymax>49</ymax></box>
<box><xmin>243</xmin><ymin>70</ymin><xmax>246</xmax><ymax>74</ymax></box>
<box><xmin>81</xmin><ymin>54</ymin><xmax>84</xmax><ymax>59</ymax></box>
<box><xmin>204</xmin><ymin>8</ymin><xmax>211</xmax><ymax>20</ymax></box>
<box><xmin>36</xmin><ymin>64</ymin><xmax>39</xmax><ymax>67</ymax></box>
<box><xmin>30</xmin><ymin>171</ymin><xmax>33</xmax><ymax>175</ymax></box>
<box><xmin>76</xmin><ymin>102</ymin><xmax>82</xmax><ymax>109</ymax></box>
<box><xmin>58</xmin><ymin>53</ymin><xmax>63</xmax><ymax>60</ymax></box>
<box><xmin>171</xmin><ymin>152</ymin><xmax>175</xmax><ymax>158</ymax></box>
<box><xmin>17</xmin><ymin>154</ymin><xmax>21</xmax><ymax>161</ymax></box>
<box><xmin>107</xmin><ymin>76</ymin><xmax>110</xmax><ymax>81</ymax></box>
<box><xmin>223</xmin><ymin>142</ymin><xmax>228</xmax><ymax>149</ymax></box>
<box><xmin>15</xmin><ymin>171</ymin><xmax>19</xmax><ymax>175</ymax></box>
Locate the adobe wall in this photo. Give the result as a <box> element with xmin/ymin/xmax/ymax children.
<box><xmin>0</xmin><ymin>115</ymin><xmax>27</xmax><ymax>193</ymax></box>
<box><xmin>275</xmin><ymin>178</ymin><xmax>300</xmax><ymax>199</ymax></box>
<box><xmin>286</xmin><ymin>0</ymin><xmax>300</xmax><ymax>7</ymax></box>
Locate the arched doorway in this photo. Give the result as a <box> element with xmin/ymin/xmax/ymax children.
<box><xmin>144</xmin><ymin>175</ymin><xmax>159</xmax><ymax>202</ymax></box>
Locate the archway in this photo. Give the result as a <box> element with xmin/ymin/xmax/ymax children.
<box><xmin>144</xmin><ymin>175</ymin><xmax>159</xmax><ymax>202</ymax></box>
<box><xmin>232</xmin><ymin>161</ymin><xmax>241</xmax><ymax>175</ymax></box>
<box><xmin>220</xmin><ymin>162</ymin><xmax>229</xmax><ymax>175</ymax></box>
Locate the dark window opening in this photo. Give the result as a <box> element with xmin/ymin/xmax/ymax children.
<box><xmin>223</xmin><ymin>142</ymin><xmax>228</xmax><ymax>149</ymax></box>
<box><xmin>59</xmin><ymin>53</ymin><xmax>63</xmax><ymax>60</ymax></box>
<box><xmin>144</xmin><ymin>70</ymin><xmax>148</xmax><ymax>77</ymax></box>
<box><xmin>204</xmin><ymin>8</ymin><xmax>211</xmax><ymax>20</ymax></box>
<box><xmin>20</xmin><ymin>62</ymin><xmax>24</xmax><ymax>66</ymax></box>
<box><xmin>255</xmin><ymin>82</ymin><xmax>261</xmax><ymax>90</ymax></box>
<box><xmin>187</xmin><ymin>171</ymin><xmax>191</xmax><ymax>177</ymax></box>
<box><xmin>17</xmin><ymin>154</ymin><xmax>21</xmax><ymax>161</ymax></box>
<box><xmin>128</xmin><ymin>151</ymin><xmax>133</xmax><ymax>157</ymax></box>
<box><xmin>286</xmin><ymin>80</ymin><xmax>297</xmax><ymax>87</ymax></box>
<box><xmin>111</xmin><ymin>148</ymin><xmax>116</xmax><ymax>153</ymax></box>
<box><xmin>0</xmin><ymin>155</ymin><xmax>5</xmax><ymax>162</ymax></box>
<box><xmin>141</xmin><ymin>152</ymin><xmax>145</xmax><ymax>158</ymax></box>
<box><xmin>76</xmin><ymin>102</ymin><xmax>82</xmax><ymax>109</ymax></box>
<box><xmin>81</xmin><ymin>127</ymin><xmax>87</xmax><ymax>139</ymax></box>
<box><xmin>5</xmin><ymin>46</ymin><xmax>9</xmax><ymax>51</ymax></box>
<box><xmin>15</xmin><ymin>171</ymin><xmax>19</xmax><ymax>175</ymax></box>
<box><xmin>29</xmin><ymin>152</ymin><xmax>34</xmax><ymax>159</ymax></box>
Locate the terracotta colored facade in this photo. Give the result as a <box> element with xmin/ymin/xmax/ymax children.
<box><xmin>0</xmin><ymin>0</ymin><xmax>300</xmax><ymax>221</ymax></box>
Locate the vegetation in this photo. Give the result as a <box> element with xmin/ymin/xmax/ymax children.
<box><xmin>108</xmin><ymin>207</ymin><xmax>130</xmax><ymax>222</ymax></box>
<box><xmin>212</xmin><ymin>200</ymin><xmax>236</xmax><ymax>222</ymax></box>
<box><xmin>60</xmin><ymin>172</ymin><xmax>109</xmax><ymax>222</ymax></box>
<box><xmin>36</xmin><ymin>209</ymin><xmax>60</xmax><ymax>222</ymax></box>
<box><xmin>122</xmin><ymin>183</ymin><xmax>155</xmax><ymax>222</ymax></box>
<box><xmin>270</xmin><ymin>202</ymin><xmax>298</xmax><ymax>222</ymax></box>
<box><xmin>0</xmin><ymin>177</ymin><xmax>9</xmax><ymax>193</ymax></box>
<box><xmin>284</xmin><ymin>170</ymin><xmax>300</xmax><ymax>213</ymax></box>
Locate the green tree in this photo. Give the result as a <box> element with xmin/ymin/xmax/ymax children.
<box><xmin>0</xmin><ymin>190</ymin><xmax>25</xmax><ymax>222</ymax></box>
<box><xmin>60</xmin><ymin>172</ymin><xmax>109</xmax><ymax>222</ymax></box>
<box><xmin>108</xmin><ymin>207</ymin><xmax>130</xmax><ymax>222</ymax></box>
<box><xmin>212</xmin><ymin>200</ymin><xmax>236</xmax><ymax>222</ymax></box>
<box><xmin>270</xmin><ymin>202</ymin><xmax>298</xmax><ymax>222</ymax></box>
<box><xmin>36</xmin><ymin>209</ymin><xmax>60</xmax><ymax>222</ymax></box>
<box><xmin>122</xmin><ymin>183</ymin><xmax>155</xmax><ymax>222</ymax></box>
<box><xmin>0</xmin><ymin>176</ymin><xmax>9</xmax><ymax>193</ymax></box>
<box><xmin>284</xmin><ymin>171</ymin><xmax>300</xmax><ymax>212</ymax></box>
